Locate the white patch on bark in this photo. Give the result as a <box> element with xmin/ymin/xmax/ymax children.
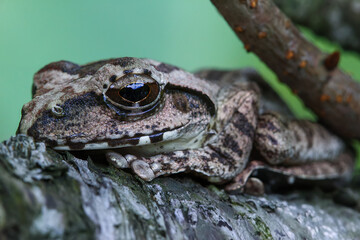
<box><xmin>30</xmin><ymin>187</ymin><xmax>64</xmax><ymax>238</ymax></box>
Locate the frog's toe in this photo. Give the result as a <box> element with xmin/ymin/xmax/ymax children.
<box><xmin>131</xmin><ymin>160</ymin><xmax>155</xmax><ymax>181</ymax></box>
<box><xmin>225</xmin><ymin>160</ymin><xmax>267</xmax><ymax>193</ymax></box>
<box><xmin>244</xmin><ymin>177</ymin><xmax>265</xmax><ymax>196</ymax></box>
<box><xmin>105</xmin><ymin>151</ymin><xmax>129</xmax><ymax>168</ymax></box>
<box><xmin>225</xmin><ymin>176</ymin><xmax>265</xmax><ymax>196</ymax></box>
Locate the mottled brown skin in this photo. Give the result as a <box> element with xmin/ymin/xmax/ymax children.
<box><xmin>18</xmin><ymin>57</ymin><xmax>355</xmax><ymax>191</ymax></box>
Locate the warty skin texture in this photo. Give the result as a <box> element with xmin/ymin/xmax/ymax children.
<box><xmin>18</xmin><ymin>57</ymin><xmax>354</xmax><ymax>191</ymax></box>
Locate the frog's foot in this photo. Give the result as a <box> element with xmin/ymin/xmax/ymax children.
<box><xmin>105</xmin><ymin>151</ymin><xmax>129</xmax><ymax>168</ymax></box>
<box><xmin>105</xmin><ymin>151</ymin><xmax>156</xmax><ymax>181</ymax></box>
<box><xmin>130</xmin><ymin>159</ymin><xmax>156</xmax><ymax>181</ymax></box>
<box><xmin>243</xmin><ymin>177</ymin><xmax>265</xmax><ymax>196</ymax></box>
<box><xmin>225</xmin><ymin>160</ymin><xmax>267</xmax><ymax>193</ymax></box>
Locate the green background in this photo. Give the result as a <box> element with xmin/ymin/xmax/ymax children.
<box><xmin>0</xmin><ymin>1</ymin><xmax>359</xmax><ymax>163</ymax></box>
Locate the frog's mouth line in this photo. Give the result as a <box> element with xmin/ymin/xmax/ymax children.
<box><xmin>52</xmin><ymin>125</ymin><xmax>187</xmax><ymax>151</ymax></box>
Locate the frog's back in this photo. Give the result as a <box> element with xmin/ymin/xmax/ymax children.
<box><xmin>196</xmin><ymin>68</ymin><xmax>294</xmax><ymax>117</ymax></box>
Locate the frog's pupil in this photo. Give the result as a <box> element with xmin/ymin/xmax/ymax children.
<box><xmin>119</xmin><ymin>83</ymin><xmax>150</xmax><ymax>102</ymax></box>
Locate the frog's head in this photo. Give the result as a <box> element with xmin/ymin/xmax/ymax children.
<box><xmin>18</xmin><ymin>57</ymin><xmax>219</xmax><ymax>153</ymax></box>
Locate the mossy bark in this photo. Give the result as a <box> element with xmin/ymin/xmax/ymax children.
<box><xmin>0</xmin><ymin>135</ymin><xmax>359</xmax><ymax>240</ymax></box>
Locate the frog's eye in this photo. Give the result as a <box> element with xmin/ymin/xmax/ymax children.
<box><xmin>104</xmin><ymin>74</ymin><xmax>162</xmax><ymax>116</ymax></box>
<box><xmin>119</xmin><ymin>83</ymin><xmax>150</xmax><ymax>102</ymax></box>
<box><xmin>106</xmin><ymin>81</ymin><xmax>159</xmax><ymax>107</ymax></box>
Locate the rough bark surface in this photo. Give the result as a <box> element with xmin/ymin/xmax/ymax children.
<box><xmin>1</xmin><ymin>135</ymin><xmax>359</xmax><ymax>240</ymax></box>
<box><xmin>274</xmin><ymin>0</ymin><xmax>360</xmax><ymax>53</ymax></box>
<box><xmin>211</xmin><ymin>0</ymin><xmax>360</xmax><ymax>140</ymax></box>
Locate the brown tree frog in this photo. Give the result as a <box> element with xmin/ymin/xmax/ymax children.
<box><xmin>17</xmin><ymin>57</ymin><xmax>355</xmax><ymax>193</ymax></box>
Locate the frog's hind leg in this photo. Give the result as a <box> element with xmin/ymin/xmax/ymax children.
<box><xmin>226</xmin><ymin>112</ymin><xmax>355</xmax><ymax>193</ymax></box>
<box><xmin>255</xmin><ymin>112</ymin><xmax>346</xmax><ymax>165</ymax></box>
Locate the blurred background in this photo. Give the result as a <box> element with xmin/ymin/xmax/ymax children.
<box><xmin>0</xmin><ymin>1</ymin><xmax>359</xmax><ymax>163</ymax></box>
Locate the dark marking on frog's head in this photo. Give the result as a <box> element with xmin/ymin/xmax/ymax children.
<box><xmin>143</xmin><ymin>69</ymin><xmax>152</xmax><ymax>75</ymax></box>
<box><xmin>154</xmin><ymin>63</ymin><xmax>180</xmax><ymax>73</ymax></box>
<box><xmin>123</xmin><ymin>69</ymin><xmax>133</xmax><ymax>75</ymax></box>
<box><xmin>150</xmin><ymin>133</ymin><xmax>164</xmax><ymax>143</ymax></box>
<box><xmin>37</xmin><ymin>61</ymin><xmax>81</xmax><ymax>75</ymax></box>
<box><xmin>194</xmin><ymin>69</ymin><xmax>228</xmax><ymax>82</ymax></box>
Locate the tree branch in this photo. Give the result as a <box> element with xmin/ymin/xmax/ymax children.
<box><xmin>1</xmin><ymin>135</ymin><xmax>360</xmax><ymax>239</ymax></box>
<box><xmin>211</xmin><ymin>0</ymin><xmax>360</xmax><ymax>139</ymax></box>
<box><xmin>274</xmin><ymin>0</ymin><xmax>360</xmax><ymax>53</ymax></box>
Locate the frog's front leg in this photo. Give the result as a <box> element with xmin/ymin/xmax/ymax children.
<box><xmin>124</xmin><ymin>147</ymin><xmax>247</xmax><ymax>183</ymax></box>
<box><xmin>107</xmin><ymin>89</ymin><xmax>258</xmax><ymax>183</ymax></box>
